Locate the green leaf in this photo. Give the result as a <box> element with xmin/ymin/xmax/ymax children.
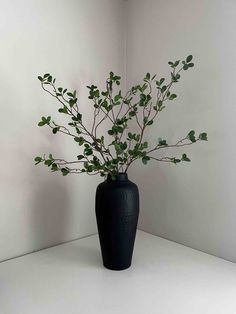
<box><xmin>188</xmin><ymin>63</ymin><xmax>194</xmax><ymax>67</ymax></box>
<box><xmin>114</xmin><ymin>94</ymin><xmax>121</xmax><ymax>102</ymax></box>
<box><xmin>199</xmin><ymin>132</ymin><xmax>208</xmax><ymax>141</ymax></box>
<box><xmin>182</xmin><ymin>153</ymin><xmax>191</xmax><ymax>162</ymax></box>
<box><xmin>143</xmin><ymin>117</ymin><xmax>148</xmax><ymax>124</ymax></box>
<box><xmin>158</xmin><ymin>100</ymin><xmax>163</xmax><ymax>108</ymax></box>
<box><xmin>183</xmin><ymin>64</ymin><xmax>189</xmax><ymax>71</ymax></box>
<box><xmin>52</xmin><ymin>127</ymin><xmax>60</xmax><ymax>134</ymax></box>
<box><xmin>142</xmin><ymin>156</ymin><xmax>150</xmax><ymax>165</ymax></box>
<box><xmin>108</xmin><ymin>130</ymin><xmax>114</xmax><ymax>135</ymax></box>
<box><xmin>161</xmin><ymin>85</ymin><xmax>167</xmax><ymax>93</ymax></box>
<box><xmin>34</xmin><ymin>156</ymin><xmax>42</xmax><ymax>165</ymax></box>
<box><xmin>74</xmin><ymin>137</ymin><xmax>84</xmax><ymax>145</ymax></box>
<box><xmin>38</xmin><ymin>116</ymin><xmax>50</xmax><ymax>126</ymax></box>
<box><xmin>85</xmin><ymin>148</ymin><xmax>93</xmax><ymax>156</ymax></box>
<box><xmin>140</xmin><ymin>93</ymin><xmax>146</xmax><ymax>101</ymax></box>
<box><xmin>174</xmin><ymin>60</ymin><xmax>180</xmax><ymax>67</ymax></box>
<box><xmin>128</xmin><ymin>132</ymin><xmax>133</xmax><ymax>139</ymax></box>
<box><xmin>87</xmin><ymin>165</ymin><xmax>94</xmax><ymax>172</ymax></box>
<box><xmin>101</xmin><ymin>91</ymin><xmax>108</xmax><ymax>97</ymax></box>
<box><xmin>61</xmin><ymin>168</ymin><xmax>69</xmax><ymax>176</ymax></box>
<box><xmin>37</xmin><ymin>76</ymin><xmax>43</xmax><ymax>81</ymax></box>
<box><xmin>76</xmin><ymin>113</ymin><xmax>82</xmax><ymax>121</ymax></box>
<box><xmin>147</xmin><ymin>120</ymin><xmax>153</xmax><ymax>126</ymax></box>
<box><xmin>188</xmin><ymin>130</ymin><xmax>196</xmax><ymax>142</ymax></box>
<box><xmin>129</xmin><ymin>111</ymin><xmax>136</xmax><ymax>117</ymax></box>
<box><xmin>158</xmin><ymin>139</ymin><xmax>167</xmax><ymax>146</ymax></box>
<box><xmin>160</xmin><ymin>78</ymin><xmax>165</xmax><ymax>85</ymax></box>
<box><xmin>186</xmin><ymin>55</ymin><xmax>193</xmax><ymax>63</ymax></box>
<box><xmin>38</xmin><ymin>121</ymin><xmax>45</xmax><ymax>127</ymax></box>
<box><xmin>143</xmin><ymin>141</ymin><xmax>148</xmax><ymax>148</ymax></box>
<box><xmin>76</xmin><ymin>127</ymin><xmax>81</xmax><ymax>134</ymax></box>
<box><xmin>173</xmin><ymin>158</ymin><xmax>181</xmax><ymax>164</ymax></box>
<box><xmin>188</xmin><ymin>130</ymin><xmax>195</xmax><ymax>137</ymax></box>
<box><xmin>121</xmin><ymin>141</ymin><xmax>128</xmax><ymax>150</ymax></box>
<box><xmin>51</xmin><ymin>163</ymin><xmax>58</xmax><ymax>172</ymax></box>
<box><xmin>69</xmin><ymin>99</ymin><xmax>76</xmax><ymax>107</ymax></box>
<box><xmin>158</xmin><ymin>105</ymin><xmax>166</xmax><ymax>112</ymax></box>
<box><xmin>42</xmin><ymin>116</ymin><xmax>51</xmax><ymax>124</ymax></box>
<box><xmin>114</xmin><ymin>143</ymin><xmax>123</xmax><ymax>155</ymax></box>
<box><xmin>169</xmin><ymin>94</ymin><xmax>177</xmax><ymax>100</ymax></box>
<box><xmin>44</xmin><ymin>159</ymin><xmax>53</xmax><ymax>166</ymax></box>
<box><xmin>77</xmin><ymin>155</ymin><xmax>84</xmax><ymax>160</ymax></box>
<box><xmin>58</xmin><ymin>106</ymin><xmax>68</xmax><ymax>114</ymax></box>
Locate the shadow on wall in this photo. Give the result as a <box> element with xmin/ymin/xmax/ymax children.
<box><xmin>29</xmin><ymin>143</ymin><xmax>71</xmax><ymax>252</ymax></box>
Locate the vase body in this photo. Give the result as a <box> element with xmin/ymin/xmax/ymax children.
<box><xmin>95</xmin><ymin>173</ymin><xmax>139</xmax><ymax>270</ymax></box>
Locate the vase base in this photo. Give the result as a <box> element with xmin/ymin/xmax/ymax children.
<box><xmin>103</xmin><ymin>262</ymin><xmax>131</xmax><ymax>271</ymax></box>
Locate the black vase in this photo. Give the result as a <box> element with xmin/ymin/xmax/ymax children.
<box><xmin>95</xmin><ymin>173</ymin><xmax>139</xmax><ymax>270</ymax></box>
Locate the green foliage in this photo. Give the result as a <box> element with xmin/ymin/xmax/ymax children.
<box><xmin>53</xmin><ymin>127</ymin><xmax>60</xmax><ymax>134</ymax></box>
<box><xmin>182</xmin><ymin>153</ymin><xmax>191</xmax><ymax>162</ymax></box>
<box><xmin>188</xmin><ymin>130</ymin><xmax>196</xmax><ymax>142</ymax></box>
<box><xmin>38</xmin><ymin>116</ymin><xmax>51</xmax><ymax>126</ymax></box>
<box><xmin>142</xmin><ymin>156</ymin><xmax>150</xmax><ymax>165</ymax></box>
<box><xmin>35</xmin><ymin>55</ymin><xmax>207</xmax><ymax>178</ymax></box>
<box><xmin>199</xmin><ymin>132</ymin><xmax>208</xmax><ymax>141</ymax></box>
<box><xmin>158</xmin><ymin>139</ymin><xmax>167</xmax><ymax>146</ymax></box>
<box><xmin>34</xmin><ymin>156</ymin><xmax>42</xmax><ymax>165</ymax></box>
<box><xmin>172</xmin><ymin>158</ymin><xmax>181</xmax><ymax>164</ymax></box>
<box><xmin>186</xmin><ymin>55</ymin><xmax>193</xmax><ymax>63</ymax></box>
<box><xmin>61</xmin><ymin>168</ymin><xmax>69</xmax><ymax>176</ymax></box>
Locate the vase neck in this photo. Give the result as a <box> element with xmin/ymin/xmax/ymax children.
<box><xmin>107</xmin><ymin>173</ymin><xmax>128</xmax><ymax>182</ymax></box>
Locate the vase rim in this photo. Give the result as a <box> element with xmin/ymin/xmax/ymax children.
<box><xmin>107</xmin><ymin>172</ymin><xmax>128</xmax><ymax>182</ymax></box>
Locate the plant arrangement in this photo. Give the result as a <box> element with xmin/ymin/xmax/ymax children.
<box><xmin>35</xmin><ymin>55</ymin><xmax>207</xmax><ymax>179</ymax></box>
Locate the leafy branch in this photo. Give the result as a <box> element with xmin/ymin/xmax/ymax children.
<box><xmin>35</xmin><ymin>55</ymin><xmax>207</xmax><ymax>179</ymax></box>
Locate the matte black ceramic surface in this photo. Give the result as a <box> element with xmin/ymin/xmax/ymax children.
<box><xmin>95</xmin><ymin>173</ymin><xmax>139</xmax><ymax>270</ymax></box>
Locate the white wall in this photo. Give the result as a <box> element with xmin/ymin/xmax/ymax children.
<box><xmin>0</xmin><ymin>0</ymin><xmax>125</xmax><ymax>262</ymax></box>
<box><xmin>126</xmin><ymin>0</ymin><xmax>236</xmax><ymax>262</ymax></box>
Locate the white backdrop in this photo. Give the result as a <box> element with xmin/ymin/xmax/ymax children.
<box><xmin>0</xmin><ymin>0</ymin><xmax>125</xmax><ymax>262</ymax></box>
<box><xmin>126</xmin><ymin>0</ymin><xmax>236</xmax><ymax>262</ymax></box>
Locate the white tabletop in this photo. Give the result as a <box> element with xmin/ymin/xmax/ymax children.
<box><xmin>1</xmin><ymin>230</ymin><xmax>236</xmax><ymax>314</ymax></box>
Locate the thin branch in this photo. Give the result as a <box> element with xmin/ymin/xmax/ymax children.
<box><xmin>147</xmin><ymin>138</ymin><xmax>200</xmax><ymax>155</ymax></box>
<box><xmin>148</xmin><ymin>156</ymin><xmax>175</xmax><ymax>163</ymax></box>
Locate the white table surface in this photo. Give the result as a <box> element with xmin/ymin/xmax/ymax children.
<box><xmin>1</xmin><ymin>230</ymin><xmax>236</xmax><ymax>314</ymax></box>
